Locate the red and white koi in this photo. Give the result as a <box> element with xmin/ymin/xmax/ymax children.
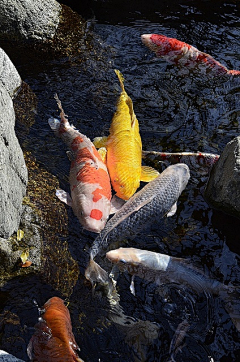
<box><xmin>48</xmin><ymin>95</ymin><xmax>112</xmax><ymax>233</ymax></box>
<box><xmin>141</xmin><ymin>33</ymin><xmax>240</xmax><ymax>76</ymax></box>
<box><xmin>142</xmin><ymin>150</ymin><xmax>219</xmax><ymax>175</ymax></box>
<box><xmin>27</xmin><ymin>297</ymin><xmax>84</xmax><ymax>362</ymax></box>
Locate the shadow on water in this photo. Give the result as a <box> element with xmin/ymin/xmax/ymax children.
<box><xmin>1</xmin><ymin>0</ymin><xmax>240</xmax><ymax>361</ymax></box>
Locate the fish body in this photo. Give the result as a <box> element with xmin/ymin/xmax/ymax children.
<box><xmin>94</xmin><ymin>69</ymin><xmax>159</xmax><ymax>201</ymax></box>
<box><xmin>141</xmin><ymin>33</ymin><xmax>240</xmax><ymax>76</ymax></box>
<box><xmin>85</xmin><ymin>164</ymin><xmax>190</xmax><ymax>284</ymax></box>
<box><xmin>142</xmin><ymin>150</ymin><xmax>219</xmax><ymax>175</ymax></box>
<box><xmin>27</xmin><ymin>297</ymin><xmax>84</xmax><ymax>362</ymax></box>
<box><xmin>106</xmin><ymin>247</ymin><xmax>223</xmax><ymax>295</ymax></box>
<box><xmin>48</xmin><ymin>95</ymin><xmax>112</xmax><ymax>233</ymax></box>
<box><xmin>107</xmin><ymin>247</ymin><xmax>240</xmax><ymax>331</ymax></box>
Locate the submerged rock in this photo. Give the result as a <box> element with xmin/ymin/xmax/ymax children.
<box><xmin>204</xmin><ymin>136</ymin><xmax>240</xmax><ymax>218</ymax></box>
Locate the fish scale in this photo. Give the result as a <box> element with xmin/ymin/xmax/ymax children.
<box><xmin>89</xmin><ymin>163</ymin><xmax>190</xmax><ymax>260</ymax></box>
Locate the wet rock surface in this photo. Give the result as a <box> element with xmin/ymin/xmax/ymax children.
<box><xmin>0</xmin><ymin>71</ymin><xmax>27</xmax><ymax>239</ymax></box>
<box><xmin>205</xmin><ymin>136</ymin><xmax>240</xmax><ymax>218</ymax></box>
<box><xmin>0</xmin><ymin>0</ymin><xmax>61</xmax><ymax>43</ymax></box>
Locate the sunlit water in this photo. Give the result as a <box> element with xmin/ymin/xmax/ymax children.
<box><xmin>1</xmin><ymin>1</ymin><xmax>240</xmax><ymax>361</ymax></box>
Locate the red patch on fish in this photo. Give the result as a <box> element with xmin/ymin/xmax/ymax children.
<box><xmin>90</xmin><ymin>209</ymin><xmax>103</xmax><ymax>220</ymax></box>
<box><xmin>76</xmin><ymin>164</ymin><xmax>111</xmax><ymax>201</ymax></box>
<box><xmin>71</xmin><ymin>136</ymin><xmax>84</xmax><ymax>151</ymax></box>
<box><xmin>147</xmin><ymin>34</ymin><xmax>240</xmax><ymax>76</ymax></box>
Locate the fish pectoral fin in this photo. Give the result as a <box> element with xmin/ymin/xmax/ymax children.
<box><xmin>66</xmin><ymin>150</ymin><xmax>75</xmax><ymax>161</ymax></box>
<box><xmin>140</xmin><ymin>166</ymin><xmax>160</xmax><ymax>182</ymax></box>
<box><xmin>130</xmin><ymin>275</ymin><xmax>135</xmax><ymax>296</ymax></box>
<box><xmin>56</xmin><ymin>189</ymin><xmax>73</xmax><ymax>207</ymax></box>
<box><xmin>93</xmin><ymin>136</ymin><xmax>108</xmax><ymax>148</ymax></box>
<box><xmin>110</xmin><ymin>195</ymin><xmax>126</xmax><ymax>214</ymax></box>
<box><xmin>167</xmin><ymin>202</ymin><xmax>177</xmax><ymax>217</ymax></box>
<box><xmin>98</xmin><ymin>147</ymin><xmax>107</xmax><ymax>164</ymax></box>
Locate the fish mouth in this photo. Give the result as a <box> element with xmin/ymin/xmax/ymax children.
<box><xmin>141</xmin><ymin>34</ymin><xmax>152</xmax><ymax>45</ymax></box>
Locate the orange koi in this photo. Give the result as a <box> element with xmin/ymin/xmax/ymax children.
<box><xmin>27</xmin><ymin>297</ymin><xmax>84</xmax><ymax>361</ymax></box>
<box><xmin>94</xmin><ymin>70</ymin><xmax>159</xmax><ymax>201</ymax></box>
<box><xmin>141</xmin><ymin>33</ymin><xmax>240</xmax><ymax>76</ymax></box>
<box><xmin>48</xmin><ymin>95</ymin><xmax>112</xmax><ymax>233</ymax></box>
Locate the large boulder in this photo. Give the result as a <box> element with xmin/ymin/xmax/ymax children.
<box><xmin>0</xmin><ymin>48</ymin><xmax>28</xmax><ymax>239</ymax></box>
<box><xmin>0</xmin><ymin>0</ymin><xmax>61</xmax><ymax>42</ymax></box>
<box><xmin>204</xmin><ymin>136</ymin><xmax>240</xmax><ymax>218</ymax></box>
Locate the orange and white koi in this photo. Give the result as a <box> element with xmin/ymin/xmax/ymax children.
<box><xmin>94</xmin><ymin>69</ymin><xmax>159</xmax><ymax>201</ymax></box>
<box><xmin>141</xmin><ymin>33</ymin><xmax>240</xmax><ymax>76</ymax></box>
<box><xmin>27</xmin><ymin>297</ymin><xmax>84</xmax><ymax>362</ymax></box>
<box><xmin>48</xmin><ymin>95</ymin><xmax>112</xmax><ymax>233</ymax></box>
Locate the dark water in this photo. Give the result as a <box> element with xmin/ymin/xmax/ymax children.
<box><xmin>1</xmin><ymin>1</ymin><xmax>240</xmax><ymax>361</ymax></box>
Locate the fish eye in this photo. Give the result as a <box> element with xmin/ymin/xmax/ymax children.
<box><xmin>119</xmin><ymin>259</ymin><xmax>127</xmax><ymax>264</ymax></box>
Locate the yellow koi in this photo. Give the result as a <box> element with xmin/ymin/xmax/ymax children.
<box><xmin>94</xmin><ymin>69</ymin><xmax>159</xmax><ymax>200</ymax></box>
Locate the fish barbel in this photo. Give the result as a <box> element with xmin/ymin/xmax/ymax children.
<box><xmin>93</xmin><ymin>69</ymin><xmax>159</xmax><ymax>201</ymax></box>
<box><xmin>106</xmin><ymin>247</ymin><xmax>240</xmax><ymax>331</ymax></box>
<box><xmin>27</xmin><ymin>297</ymin><xmax>84</xmax><ymax>362</ymax></box>
<box><xmin>85</xmin><ymin>164</ymin><xmax>190</xmax><ymax>285</ymax></box>
<box><xmin>141</xmin><ymin>34</ymin><xmax>240</xmax><ymax>76</ymax></box>
<box><xmin>48</xmin><ymin>94</ymin><xmax>112</xmax><ymax>233</ymax></box>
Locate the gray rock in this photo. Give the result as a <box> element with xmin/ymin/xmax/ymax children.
<box><xmin>0</xmin><ymin>82</ymin><xmax>28</xmax><ymax>239</ymax></box>
<box><xmin>0</xmin><ymin>350</ymin><xmax>24</xmax><ymax>362</ymax></box>
<box><xmin>0</xmin><ymin>0</ymin><xmax>61</xmax><ymax>42</ymax></box>
<box><xmin>204</xmin><ymin>136</ymin><xmax>240</xmax><ymax>218</ymax></box>
<box><xmin>0</xmin><ymin>49</ymin><xmax>21</xmax><ymax>97</ymax></box>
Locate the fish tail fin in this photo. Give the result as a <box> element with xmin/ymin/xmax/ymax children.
<box><xmin>85</xmin><ymin>259</ymin><xmax>111</xmax><ymax>286</ymax></box>
<box><xmin>54</xmin><ymin>93</ymin><xmax>69</xmax><ymax>126</ymax></box>
<box><xmin>114</xmin><ymin>69</ymin><xmax>125</xmax><ymax>92</ymax></box>
<box><xmin>219</xmin><ymin>286</ymin><xmax>240</xmax><ymax>332</ymax></box>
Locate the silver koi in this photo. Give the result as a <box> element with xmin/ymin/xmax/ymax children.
<box><xmin>106</xmin><ymin>247</ymin><xmax>240</xmax><ymax>331</ymax></box>
<box><xmin>85</xmin><ymin>164</ymin><xmax>190</xmax><ymax>285</ymax></box>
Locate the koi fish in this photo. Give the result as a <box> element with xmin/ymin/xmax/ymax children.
<box><xmin>93</xmin><ymin>69</ymin><xmax>159</xmax><ymax>201</ymax></box>
<box><xmin>48</xmin><ymin>94</ymin><xmax>112</xmax><ymax>233</ymax></box>
<box><xmin>85</xmin><ymin>164</ymin><xmax>190</xmax><ymax>285</ymax></box>
<box><xmin>141</xmin><ymin>33</ymin><xmax>240</xmax><ymax>76</ymax></box>
<box><xmin>27</xmin><ymin>297</ymin><xmax>84</xmax><ymax>362</ymax></box>
<box><xmin>106</xmin><ymin>247</ymin><xmax>240</xmax><ymax>331</ymax></box>
<box><xmin>142</xmin><ymin>150</ymin><xmax>219</xmax><ymax>175</ymax></box>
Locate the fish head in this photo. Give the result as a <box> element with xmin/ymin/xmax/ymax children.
<box><xmin>141</xmin><ymin>33</ymin><xmax>169</xmax><ymax>54</ymax></box>
<box><xmin>73</xmin><ymin>194</ymin><xmax>111</xmax><ymax>233</ymax></box>
<box><xmin>106</xmin><ymin>247</ymin><xmax>141</xmax><ymax>274</ymax></box>
<box><xmin>173</xmin><ymin>163</ymin><xmax>190</xmax><ymax>191</ymax></box>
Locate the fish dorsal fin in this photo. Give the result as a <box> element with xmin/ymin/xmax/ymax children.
<box><xmin>106</xmin><ymin>195</ymin><xmax>155</xmax><ymax>236</ymax></box>
<box><xmin>125</xmin><ymin>97</ymin><xmax>137</xmax><ymax>128</ymax></box>
<box><xmin>167</xmin><ymin>202</ymin><xmax>177</xmax><ymax>217</ymax></box>
<box><xmin>140</xmin><ymin>166</ymin><xmax>160</xmax><ymax>182</ymax></box>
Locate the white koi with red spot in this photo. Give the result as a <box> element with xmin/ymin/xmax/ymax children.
<box><xmin>48</xmin><ymin>94</ymin><xmax>112</xmax><ymax>233</ymax></box>
<box><xmin>141</xmin><ymin>34</ymin><xmax>240</xmax><ymax>76</ymax></box>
